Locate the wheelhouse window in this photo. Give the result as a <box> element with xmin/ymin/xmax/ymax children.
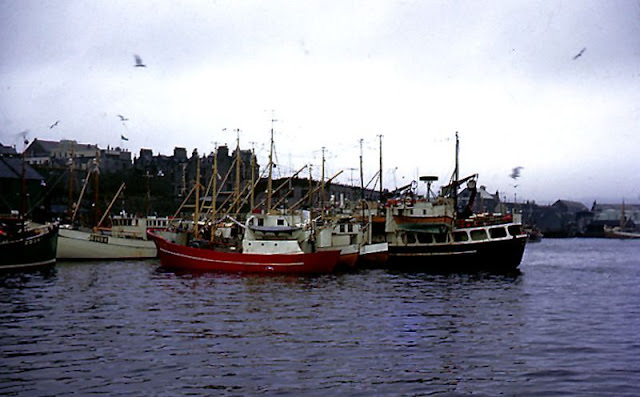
<box><xmin>405</xmin><ymin>233</ymin><xmax>416</xmax><ymax>244</ymax></box>
<box><xmin>470</xmin><ymin>229</ymin><xmax>488</xmax><ymax>241</ymax></box>
<box><xmin>508</xmin><ymin>225</ymin><xmax>523</xmax><ymax>236</ymax></box>
<box><xmin>489</xmin><ymin>227</ymin><xmax>507</xmax><ymax>239</ymax></box>
<box><xmin>433</xmin><ymin>233</ymin><xmax>447</xmax><ymax>243</ymax></box>
<box><xmin>453</xmin><ymin>231</ymin><xmax>469</xmax><ymax>242</ymax></box>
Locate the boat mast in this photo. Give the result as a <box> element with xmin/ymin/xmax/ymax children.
<box><xmin>453</xmin><ymin>131</ymin><xmax>459</xmax><ymax>211</ymax></box>
<box><xmin>93</xmin><ymin>150</ymin><xmax>100</xmax><ymax>227</ymax></box>
<box><xmin>270</xmin><ymin>165</ymin><xmax>309</xmax><ymax>209</ymax></box>
<box><xmin>20</xmin><ymin>142</ymin><xmax>26</xmax><ymax>224</ymax></box>
<box><xmin>250</xmin><ymin>146</ymin><xmax>255</xmax><ymax>210</ymax></box>
<box><xmin>378</xmin><ymin>134</ymin><xmax>383</xmax><ymax>200</ymax></box>
<box><xmin>359</xmin><ymin>139</ymin><xmax>365</xmax><ymax>202</ymax></box>
<box><xmin>308</xmin><ymin>164</ymin><xmax>314</xmax><ymax>209</ymax></box>
<box><xmin>209</xmin><ymin>146</ymin><xmax>218</xmax><ymax>243</ymax></box>
<box><xmin>232</xmin><ymin>129</ymin><xmax>242</xmax><ymax>215</ymax></box>
<box><xmin>97</xmin><ymin>182</ymin><xmax>125</xmax><ymax>229</ymax></box>
<box><xmin>267</xmin><ymin>118</ymin><xmax>275</xmax><ymax>212</ymax></box>
<box><xmin>194</xmin><ymin>150</ymin><xmax>200</xmax><ymax>237</ymax></box>
<box><xmin>291</xmin><ymin>170</ymin><xmax>343</xmax><ymax>210</ymax></box>
<box><xmin>359</xmin><ymin>138</ymin><xmax>365</xmax><ymax>220</ymax></box>
<box><xmin>71</xmin><ymin>170</ymin><xmax>92</xmax><ymax>224</ymax></box>
<box><xmin>68</xmin><ymin>142</ymin><xmax>75</xmax><ymax>219</ymax></box>
<box><xmin>321</xmin><ymin>147</ymin><xmax>327</xmax><ymax>215</ymax></box>
<box><xmin>144</xmin><ymin>171</ymin><xmax>151</xmax><ymax>216</ymax></box>
<box><xmin>212</xmin><ymin>147</ymin><xmax>218</xmax><ymax>216</ymax></box>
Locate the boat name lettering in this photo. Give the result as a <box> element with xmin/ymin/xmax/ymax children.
<box><xmin>90</xmin><ymin>234</ymin><xmax>109</xmax><ymax>244</ymax></box>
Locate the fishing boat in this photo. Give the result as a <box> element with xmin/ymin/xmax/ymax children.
<box><xmin>603</xmin><ymin>226</ymin><xmax>640</xmax><ymax>239</ymax></box>
<box><xmin>57</xmin><ymin>164</ymin><xmax>157</xmax><ymax>260</ymax></box>
<box><xmin>315</xmin><ymin>215</ymin><xmax>361</xmax><ymax>269</ymax></box>
<box><xmin>354</xmin><ymin>213</ymin><xmax>389</xmax><ymax>267</ymax></box>
<box><xmin>381</xmin><ymin>133</ymin><xmax>527</xmax><ymax>272</ymax></box>
<box><xmin>58</xmin><ymin>225</ymin><xmax>157</xmax><ymax>260</ymax></box>
<box><xmin>524</xmin><ymin>226</ymin><xmax>543</xmax><ymax>242</ymax></box>
<box><xmin>148</xmin><ymin>227</ymin><xmax>339</xmax><ymax>274</ymax></box>
<box><xmin>603</xmin><ymin>202</ymin><xmax>640</xmax><ymax>239</ymax></box>
<box><xmin>316</xmin><ymin>212</ymin><xmax>388</xmax><ymax>268</ymax></box>
<box><xmin>0</xmin><ymin>217</ymin><xmax>58</xmax><ymax>271</ymax></box>
<box><xmin>1</xmin><ymin>144</ymin><xmax>58</xmax><ymax>271</ymax></box>
<box><xmin>148</xmin><ymin>127</ymin><xmax>340</xmax><ymax>274</ymax></box>
<box><xmin>149</xmin><ymin>209</ymin><xmax>340</xmax><ymax>274</ymax></box>
<box><xmin>384</xmin><ymin>200</ymin><xmax>527</xmax><ymax>272</ymax></box>
<box><xmin>310</xmin><ymin>138</ymin><xmax>388</xmax><ymax>269</ymax></box>
<box><xmin>57</xmin><ymin>213</ymin><xmax>161</xmax><ymax>260</ymax></box>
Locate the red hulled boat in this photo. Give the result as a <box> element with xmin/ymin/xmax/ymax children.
<box><xmin>148</xmin><ymin>229</ymin><xmax>340</xmax><ymax>274</ymax></box>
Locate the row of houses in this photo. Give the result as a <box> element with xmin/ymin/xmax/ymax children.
<box><xmin>532</xmin><ymin>200</ymin><xmax>639</xmax><ymax>237</ymax></box>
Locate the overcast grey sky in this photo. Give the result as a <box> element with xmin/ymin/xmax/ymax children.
<box><xmin>1</xmin><ymin>0</ymin><xmax>639</xmax><ymax>204</ymax></box>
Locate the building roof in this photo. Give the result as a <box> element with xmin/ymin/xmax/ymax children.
<box><xmin>0</xmin><ymin>157</ymin><xmax>43</xmax><ymax>180</ymax></box>
<box><xmin>25</xmin><ymin>138</ymin><xmax>59</xmax><ymax>156</ymax></box>
<box><xmin>477</xmin><ymin>186</ymin><xmax>497</xmax><ymax>200</ymax></box>
<box><xmin>0</xmin><ymin>143</ymin><xmax>17</xmax><ymax>156</ymax></box>
<box><xmin>25</xmin><ymin>138</ymin><xmax>101</xmax><ymax>156</ymax></box>
<box><xmin>552</xmin><ymin>199</ymin><xmax>588</xmax><ymax>213</ymax></box>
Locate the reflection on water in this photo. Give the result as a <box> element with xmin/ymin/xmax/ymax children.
<box><xmin>1</xmin><ymin>239</ymin><xmax>639</xmax><ymax>395</ymax></box>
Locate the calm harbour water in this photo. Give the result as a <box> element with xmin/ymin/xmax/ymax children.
<box><xmin>1</xmin><ymin>238</ymin><xmax>639</xmax><ymax>396</ymax></box>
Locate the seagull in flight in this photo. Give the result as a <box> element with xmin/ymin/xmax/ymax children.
<box><xmin>134</xmin><ymin>54</ymin><xmax>146</xmax><ymax>67</ymax></box>
<box><xmin>572</xmin><ymin>47</ymin><xmax>586</xmax><ymax>60</ymax></box>
<box><xmin>49</xmin><ymin>120</ymin><xmax>60</xmax><ymax>129</ymax></box>
<box><xmin>117</xmin><ymin>114</ymin><xmax>129</xmax><ymax>122</ymax></box>
<box><xmin>510</xmin><ymin>166</ymin><xmax>524</xmax><ymax>179</ymax></box>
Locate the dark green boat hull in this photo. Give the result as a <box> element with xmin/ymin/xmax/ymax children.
<box><xmin>1</xmin><ymin>224</ymin><xmax>58</xmax><ymax>271</ymax></box>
